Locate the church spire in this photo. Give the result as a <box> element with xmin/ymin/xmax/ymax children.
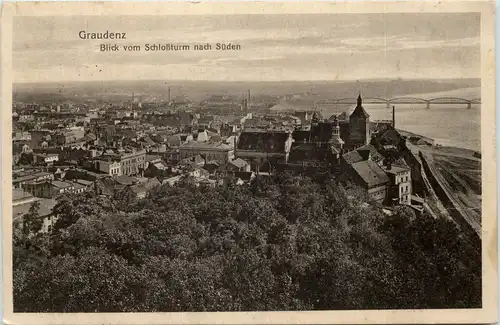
<box><xmin>312</xmin><ymin>110</ymin><xmax>320</xmax><ymax>126</ymax></box>
<box><xmin>357</xmin><ymin>92</ymin><xmax>362</xmax><ymax>107</ymax></box>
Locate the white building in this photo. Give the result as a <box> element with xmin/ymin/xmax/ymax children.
<box><xmin>96</xmin><ymin>159</ymin><xmax>122</xmax><ymax>176</ymax></box>
<box><xmin>383</xmin><ymin>165</ymin><xmax>412</xmax><ymax>205</ymax></box>
<box><xmin>33</xmin><ymin>153</ymin><xmax>59</xmax><ymax>165</ymax></box>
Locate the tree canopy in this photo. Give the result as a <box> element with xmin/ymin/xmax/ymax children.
<box><xmin>13</xmin><ymin>171</ymin><xmax>481</xmax><ymax>312</ymax></box>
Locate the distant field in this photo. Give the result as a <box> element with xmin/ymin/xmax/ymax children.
<box><xmin>13</xmin><ymin>78</ymin><xmax>480</xmax><ymax>104</ymax></box>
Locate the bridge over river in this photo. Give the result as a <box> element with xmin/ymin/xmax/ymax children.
<box><xmin>316</xmin><ymin>97</ymin><xmax>481</xmax><ymax>109</ymax></box>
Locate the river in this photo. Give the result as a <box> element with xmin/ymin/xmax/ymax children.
<box><xmin>322</xmin><ymin>103</ymin><xmax>481</xmax><ymax>151</ymax></box>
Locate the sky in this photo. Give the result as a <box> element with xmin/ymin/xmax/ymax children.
<box><xmin>13</xmin><ymin>13</ymin><xmax>481</xmax><ymax>82</ymax></box>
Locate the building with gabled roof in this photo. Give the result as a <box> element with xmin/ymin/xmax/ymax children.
<box><xmin>381</xmin><ymin>163</ymin><xmax>412</xmax><ymax>205</ymax></box>
<box><xmin>341</xmin><ymin>144</ymin><xmax>384</xmax><ymax>166</ymax></box>
<box><xmin>349</xmin><ymin>159</ymin><xmax>389</xmax><ymax>203</ymax></box>
<box><xmin>178</xmin><ymin>141</ymin><xmax>234</xmax><ymax>164</ymax></box>
<box><xmin>227</xmin><ymin>158</ymin><xmax>250</xmax><ymax>172</ymax></box>
<box><xmin>235</xmin><ymin>130</ymin><xmax>293</xmax><ymax>172</ymax></box>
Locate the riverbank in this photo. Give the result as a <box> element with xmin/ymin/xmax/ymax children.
<box><xmin>402</xmin><ymin>130</ymin><xmax>482</xmax><ymax>235</ymax></box>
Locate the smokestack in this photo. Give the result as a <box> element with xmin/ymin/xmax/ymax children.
<box><xmin>242</xmin><ymin>99</ymin><xmax>248</xmax><ymax>113</ymax></box>
<box><xmin>168</xmin><ymin>87</ymin><xmax>171</xmax><ymax>103</ymax></box>
<box><xmin>247</xmin><ymin>89</ymin><xmax>251</xmax><ymax>104</ymax></box>
<box><xmin>392</xmin><ymin>106</ymin><xmax>395</xmax><ymax>128</ymax></box>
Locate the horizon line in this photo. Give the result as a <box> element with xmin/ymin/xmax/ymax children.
<box><xmin>13</xmin><ymin>77</ymin><xmax>481</xmax><ymax>85</ymax></box>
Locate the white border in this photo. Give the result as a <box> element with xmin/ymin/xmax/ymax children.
<box><xmin>1</xmin><ymin>2</ymin><xmax>497</xmax><ymax>324</ymax></box>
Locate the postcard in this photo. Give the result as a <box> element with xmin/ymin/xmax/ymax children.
<box><xmin>0</xmin><ymin>1</ymin><xmax>497</xmax><ymax>324</ymax></box>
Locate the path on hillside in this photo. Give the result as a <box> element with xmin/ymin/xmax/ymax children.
<box><xmin>406</xmin><ymin>143</ymin><xmax>450</xmax><ymax>219</ymax></box>
<box><xmin>419</xmin><ymin>149</ymin><xmax>481</xmax><ymax>238</ymax></box>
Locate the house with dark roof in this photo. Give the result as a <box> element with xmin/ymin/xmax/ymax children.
<box><xmin>22</xmin><ymin>179</ymin><xmax>53</xmax><ymax>198</ymax></box>
<box><xmin>227</xmin><ymin>158</ymin><xmax>250</xmax><ymax>172</ymax></box>
<box><xmin>235</xmin><ymin>130</ymin><xmax>293</xmax><ymax>172</ymax></box>
<box><xmin>342</xmin><ymin>150</ymin><xmax>364</xmax><ymax>165</ymax></box>
<box><xmin>178</xmin><ymin>141</ymin><xmax>234</xmax><ymax>165</ymax></box>
<box><xmin>349</xmin><ymin>159</ymin><xmax>389</xmax><ymax>203</ymax></box>
<box><xmin>179</xmin><ymin>154</ymin><xmax>205</xmax><ymax>168</ymax></box>
<box><xmin>51</xmin><ymin>180</ymin><xmax>75</xmax><ymax>195</ymax></box>
<box><xmin>293</xmin><ymin>111</ymin><xmax>313</xmax><ymax>124</ymax></box>
<box><xmin>145</xmin><ymin>155</ymin><xmax>162</xmax><ymax>168</ymax></box>
<box><xmin>202</xmin><ymin>160</ymin><xmax>221</xmax><ymax>174</ymax></box>
<box><xmin>144</xmin><ymin>160</ymin><xmax>172</xmax><ymax>179</ymax></box>
<box><xmin>341</xmin><ymin>144</ymin><xmax>384</xmax><ymax>166</ymax></box>
<box><xmin>376</xmin><ymin>126</ymin><xmax>405</xmax><ymax>148</ymax></box>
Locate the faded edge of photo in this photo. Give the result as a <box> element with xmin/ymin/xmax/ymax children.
<box><xmin>0</xmin><ymin>1</ymin><xmax>497</xmax><ymax>324</ymax></box>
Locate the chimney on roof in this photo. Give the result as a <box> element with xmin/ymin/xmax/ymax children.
<box><xmin>384</xmin><ymin>157</ymin><xmax>392</xmax><ymax>170</ymax></box>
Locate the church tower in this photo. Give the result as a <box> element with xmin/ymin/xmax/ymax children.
<box><xmin>311</xmin><ymin>110</ymin><xmax>320</xmax><ymax>126</ymax></box>
<box><xmin>329</xmin><ymin>116</ymin><xmax>344</xmax><ymax>149</ymax></box>
<box><xmin>328</xmin><ymin>116</ymin><xmax>344</xmax><ymax>165</ymax></box>
<box><xmin>348</xmin><ymin>93</ymin><xmax>370</xmax><ymax>149</ymax></box>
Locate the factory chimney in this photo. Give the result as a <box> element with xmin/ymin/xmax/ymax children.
<box><xmin>247</xmin><ymin>89</ymin><xmax>251</xmax><ymax>104</ymax></box>
<box><xmin>168</xmin><ymin>87</ymin><xmax>171</xmax><ymax>103</ymax></box>
<box><xmin>241</xmin><ymin>99</ymin><xmax>248</xmax><ymax>113</ymax></box>
<box><xmin>392</xmin><ymin>106</ymin><xmax>395</xmax><ymax>128</ymax></box>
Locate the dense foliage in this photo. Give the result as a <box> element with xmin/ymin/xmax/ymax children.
<box><xmin>13</xmin><ymin>171</ymin><xmax>481</xmax><ymax>312</ymax></box>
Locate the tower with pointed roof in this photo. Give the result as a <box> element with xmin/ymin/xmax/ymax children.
<box><xmin>311</xmin><ymin>110</ymin><xmax>320</xmax><ymax>126</ymax></box>
<box><xmin>328</xmin><ymin>115</ymin><xmax>345</xmax><ymax>162</ymax></box>
<box><xmin>348</xmin><ymin>93</ymin><xmax>370</xmax><ymax>149</ymax></box>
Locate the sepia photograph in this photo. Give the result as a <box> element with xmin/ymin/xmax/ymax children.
<box><xmin>1</xmin><ymin>1</ymin><xmax>497</xmax><ymax>324</ymax></box>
